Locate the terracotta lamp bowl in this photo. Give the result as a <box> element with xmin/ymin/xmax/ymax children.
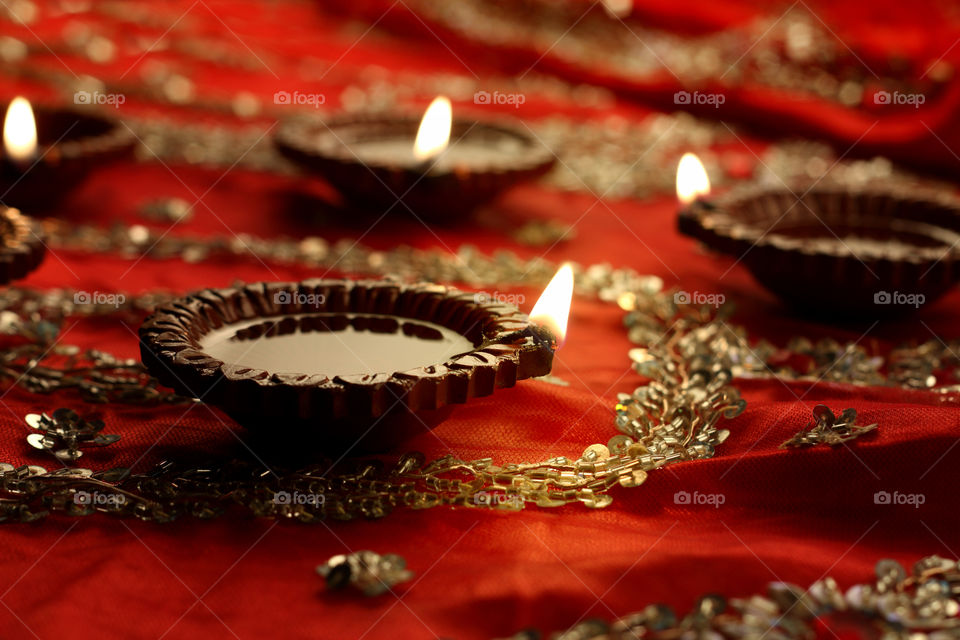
<box><xmin>679</xmin><ymin>182</ymin><xmax>960</xmax><ymax>317</ymax></box>
<box><xmin>0</xmin><ymin>206</ymin><xmax>45</xmax><ymax>283</ymax></box>
<box><xmin>275</xmin><ymin>115</ymin><xmax>556</xmax><ymax>223</ymax></box>
<box><xmin>139</xmin><ymin>280</ymin><xmax>554</xmax><ymax>450</ymax></box>
<box><xmin>0</xmin><ymin>105</ymin><xmax>136</xmax><ymax>212</ymax></box>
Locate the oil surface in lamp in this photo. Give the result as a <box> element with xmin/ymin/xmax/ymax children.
<box><xmin>528</xmin><ymin>263</ymin><xmax>575</xmax><ymax>346</ymax></box>
<box><xmin>202</xmin><ymin>315</ymin><xmax>473</xmax><ymax>377</ymax></box>
<box><xmin>3</xmin><ymin>97</ymin><xmax>37</xmax><ymax>165</ymax></box>
<box><xmin>413</xmin><ymin>96</ymin><xmax>452</xmax><ymax>161</ymax></box>
<box><xmin>676</xmin><ymin>152</ymin><xmax>710</xmax><ymax>205</ymax></box>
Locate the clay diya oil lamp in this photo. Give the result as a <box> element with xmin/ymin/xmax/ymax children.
<box><xmin>0</xmin><ymin>205</ymin><xmax>45</xmax><ymax>283</ymax></box>
<box><xmin>139</xmin><ymin>266</ymin><xmax>573</xmax><ymax>450</ymax></box>
<box><xmin>1</xmin><ymin>97</ymin><xmax>136</xmax><ymax>211</ymax></box>
<box><xmin>675</xmin><ymin>153</ymin><xmax>960</xmax><ymax>317</ymax></box>
<box><xmin>274</xmin><ymin>96</ymin><xmax>556</xmax><ymax>222</ymax></box>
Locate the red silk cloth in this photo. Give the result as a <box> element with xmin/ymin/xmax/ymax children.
<box><xmin>0</xmin><ymin>1</ymin><xmax>958</xmax><ymax>638</ymax></box>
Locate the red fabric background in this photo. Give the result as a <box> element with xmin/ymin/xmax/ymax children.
<box><xmin>0</xmin><ymin>1</ymin><xmax>958</xmax><ymax>638</ymax></box>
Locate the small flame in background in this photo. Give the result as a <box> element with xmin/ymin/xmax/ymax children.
<box><xmin>601</xmin><ymin>0</ymin><xmax>632</xmax><ymax>18</ymax></box>
<box><xmin>675</xmin><ymin>152</ymin><xmax>710</xmax><ymax>206</ymax></box>
<box><xmin>529</xmin><ymin>263</ymin><xmax>575</xmax><ymax>346</ymax></box>
<box><xmin>3</xmin><ymin>96</ymin><xmax>37</xmax><ymax>164</ymax></box>
<box><xmin>413</xmin><ymin>96</ymin><xmax>452</xmax><ymax>162</ymax></box>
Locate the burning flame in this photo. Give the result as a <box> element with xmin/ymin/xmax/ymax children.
<box><xmin>676</xmin><ymin>152</ymin><xmax>710</xmax><ymax>206</ymax></box>
<box><xmin>602</xmin><ymin>0</ymin><xmax>632</xmax><ymax>18</ymax></box>
<box><xmin>3</xmin><ymin>96</ymin><xmax>37</xmax><ymax>164</ymax></box>
<box><xmin>529</xmin><ymin>263</ymin><xmax>574</xmax><ymax>346</ymax></box>
<box><xmin>413</xmin><ymin>96</ymin><xmax>452</xmax><ymax>161</ymax></box>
